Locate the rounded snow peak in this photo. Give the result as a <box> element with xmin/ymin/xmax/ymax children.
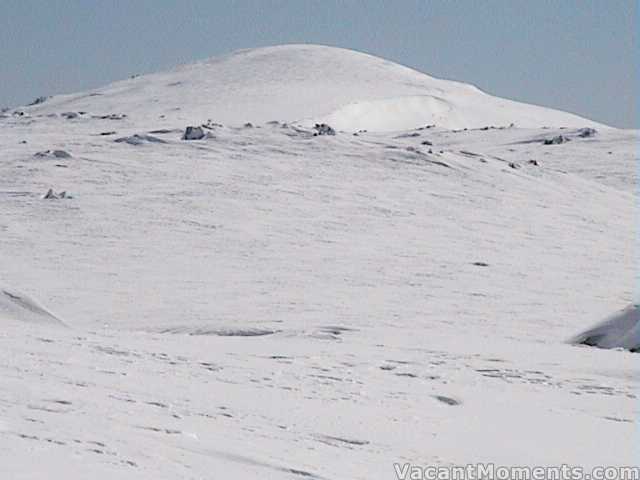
<box><xmin>23</xmin><ymin>44</ymin><xmax>604</xmax><ymax>132</ymax></box>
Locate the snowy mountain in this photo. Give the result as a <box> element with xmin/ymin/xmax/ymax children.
<box><xmin>21</xmin><ymin>44</ymin><xmax>604</xmax><ymax>132</ymax></box>
<box><xmin>0</xmin><ymin>45</ymin><xmax>637</xmax><ymax>478</ymax></box>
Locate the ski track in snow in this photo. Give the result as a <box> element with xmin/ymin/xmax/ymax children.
<box><xmin>0</xmin><ymin>45</ymin><xmax>638</xmax><ymax>478</ymax></box>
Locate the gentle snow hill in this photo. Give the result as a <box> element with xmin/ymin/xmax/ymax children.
<box><xmin>21</xmin><ymin>44</ymin><xmax>605</xmax><ymax>132</ymax></box>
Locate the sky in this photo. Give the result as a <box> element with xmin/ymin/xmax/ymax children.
<box><xmin>0</xmin><ymin>0</ymin><xmax>637</xmax><ymax>128</ymax></box>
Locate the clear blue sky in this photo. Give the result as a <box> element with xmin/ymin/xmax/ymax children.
<box><xmin>1</xmin><ymin>0</ymin><xmax>637</xmax><ymax>127</ymax></box>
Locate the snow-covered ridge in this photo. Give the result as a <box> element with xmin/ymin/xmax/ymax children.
<box><xmin>20</xmin><ymin>44</ymin><xmax>605</xmax><ymax>132</ymax></box>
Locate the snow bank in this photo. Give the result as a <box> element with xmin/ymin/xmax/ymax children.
<box><xmin>571</xmin><ymin>304</ymin><xmax>639</xmax><ymax>351</ymax></box>
<box><xmin>0</xmin><ymin>288</ymin><xmax>66</xmax><ymax>327</ymax></box>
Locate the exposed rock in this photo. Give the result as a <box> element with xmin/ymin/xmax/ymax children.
<box><xmin>52</xmin><ymin>150</ymin><xmax>71</xmax><ymax>158</ymax></box>
<box><xmin>577</xmin><ymin>127</ymin><xmax>597</xmax><ymax>138</ymax></box>
<box><xmin>313</xmin><ymin>123</ymin><xmax>336</xmax><ymax>136</ymax></box>
<box><xmin>43</xmin><ymin>189</ymin><xmax>72</xmax><ymax>200</ymax></box>
<box><xmin>115</xmin><ymin>134</ymin><xmax>166</xmax><ymax>145</ymax></box>
<box><xmin>433</xmin><ymin>395</ymin><xmax>460</xmax><ymax>406</ymax></box>
<box><xmin>27</xmin><ymin>96</ymin><xmax>49</xmax><ymax>106</ymax></box>
<box><xmin>34</xmin><ymin>150</ymin><xmax>72</xmax><ymax>159</ymax></box>
<box><xmin>543</xmin><ymin>135</ymin><xmax>570</xmax><ymax>145</ymax></box>
<box><xmin>61</xmin><ymin>112</ymin><xmax>79</xmax><ymax>120</ymax></box>
<box><xmin>472</xmin><ymin>262</ymin><xmax>490</xmax><ymax>267</ymax></box>
<box><xmin>182</xmin><ymin>126</ymin><xmax>206</xmax><ymax>140</ymax></box>
<box><xmin>92</xmin><ymin>113</ymin><xmax>127</xmax><ymax>120</ymax></box>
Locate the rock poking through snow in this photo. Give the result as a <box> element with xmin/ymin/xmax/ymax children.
<box><xmin>92</xmin><ymin>113</ymin><xmax>127</xmax><ymax>120</ymax></box>
<box><xmin>577</xmin><ymin>127</ymin><xmax>597</xmax><ymax>138</ymax></box>
<box><xmin>61</xmin><ymin>112</ymin><xmax>79</xmax><ymax>120</ymax></box>
<box><xmin>43</xmin><ymin>189</ymin><xmax>72</xmax><ymax>200</ymax></box>
<box><xmin>543</xmin><ymin>135</ymin><xmax>570</xmax><ymax>145</ymax></box>
<box><xmin>182</xmin><ymin>126</ymin><xmax>206</xmax><ymax>140</ymax></box>
<box><xmin>313</xmin><ymin>123</ymin><xmax>336</xmax><ymax>136</ymax></box>
<box><xmin>34</xmin><ymin>149</ymin><xmax>72</xmax><ymax>159</ymax></box>
<box><xmin>27</xmin><ymin>96</ymin><xmax>49</xmax><ymax>106</ymax></box>
<box><xmin>115</xmin><ymin>134</ymin><xmax>167</xmax><ymax>145</ymax></box>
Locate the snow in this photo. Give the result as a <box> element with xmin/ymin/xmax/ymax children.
<box><xmin>572</xmin><ymin>304</ymin><xmax>640</xmax><ymax>351</ymax></box>
<box><xmin>0</xmin><ymin>44</ymin><xmax>638</xmax><ymax>478</ymax></box>
<box><xmin>21</xmin><ymin>44</ymin><xmax>604</xmax><ymax>132</ymax></box>
<box><xmin>0</xmin><ymin>288</ymin><xmax>66</xmax><ymax>327</ymax></box>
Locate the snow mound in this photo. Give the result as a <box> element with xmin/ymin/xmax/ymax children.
<box><xmin>571</xmin><ymin>304</ymin><xmax>640</xmax><ymax>352</ymax></box>
<box><xmin>316</xmin><ymin>95</ymin><xmax>452</xmax><ymax>132</ymax></box>
<box><xmin>0</xmin><ymin>288</ymin><xmax>66</xmax><ymax>327</ymax></box>
<box><xmin>23</xmin><ymin>44</ymin><xmax>605</xmax><ymax>132</ymax></box>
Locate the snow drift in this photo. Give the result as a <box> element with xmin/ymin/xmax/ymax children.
<box><xmin>22</xmin><ymin>44</ymin><xmax>604</xmax><ymax>132</ymax></box>
<box><xmin>0</xmin><ymin>288</ymin><xmax>66</xmax><ymax>327</ymax></box>
<box><xmin>571</xmin><ymin>304</ymin><xmax>640</xmax><ymax>351</ymax></box>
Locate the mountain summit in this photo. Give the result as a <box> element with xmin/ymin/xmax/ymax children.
<box><xmin>25</xmin><ymin>44</ymin><xmax>602</xmax><ymax>132</ymax></box>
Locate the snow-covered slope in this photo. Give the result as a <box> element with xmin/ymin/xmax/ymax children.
<box><xmin>572</xmin><ymin>304</ymin><xmax>640</xmax><ymax>351</ymax></box>
<box><xmin>21</xmin><ymin>44</ymin><xmax>604</xmax><ymax>132</ymax></box>
<box><xmin>0</xmin><ymin>288</ymin><xmax>66</xmax><ymax>327</ymax></box>
<box><xmin>0</xmin><ymin>45</ymin><xmax>637</xmax><ymax>478</ymax></box>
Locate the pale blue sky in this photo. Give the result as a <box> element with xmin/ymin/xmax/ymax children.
<box><xmin>0</xmin><ymin>0</ymin><xmax>637</xmax><ymax>127</ymax></box>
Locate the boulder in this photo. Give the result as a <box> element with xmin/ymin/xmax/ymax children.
<box><xmin>43</xmin><ymin>189</ymin><xmax>72</xmax><ymax>200</ymax></box>
<box><xmin>313</xmin><ymin>123</ymin><xmax>336</xmax><ymax>136</ymax></box>
<box><xmin>543</xmin><ymin>135</ymin><xmax>570</xmax><ymax>145</ymax></box>
<box><xmin>182</xmin><ymin>126</ymin><xmax>206</xmax><ymax>140</ymax></box>
<box><xmin>34</xmin><ymin>149</ymin><xmax>72</xmax><ymax>159</ymax></box>
<box><xmin>577</xmin><ymin>127</ymin><xmax>597</xmax><ymax>138</ymax></box>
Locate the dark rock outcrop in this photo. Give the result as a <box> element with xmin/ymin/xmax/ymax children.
<box><xmin>182</xmin><ymin>126</ymin><xmax>206</xmax><ymax>140</ymax></box>
<box><xmin>313</xmin><ymin>123</ymin><xmax>336</xmax><ymax>136</ymax></box>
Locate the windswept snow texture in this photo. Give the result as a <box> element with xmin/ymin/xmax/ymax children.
<box><xmin>0</xmin><ymin>45</ymin><xmax>637</xmax><ymax>478</ymax></box>
<box><xmin>572</xmin><ymin>305</ymin><xmax>640</xmax><ymax>351</ymax></box>
<box><xmin>0</xmin><ymin>288</ymin><xmax>65</xmax><ymax>326</ymax></box>
<box><xmin>21</xmin><ymin>44</ymin><xmax>604</xmax><ymax>132</ymax></box>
